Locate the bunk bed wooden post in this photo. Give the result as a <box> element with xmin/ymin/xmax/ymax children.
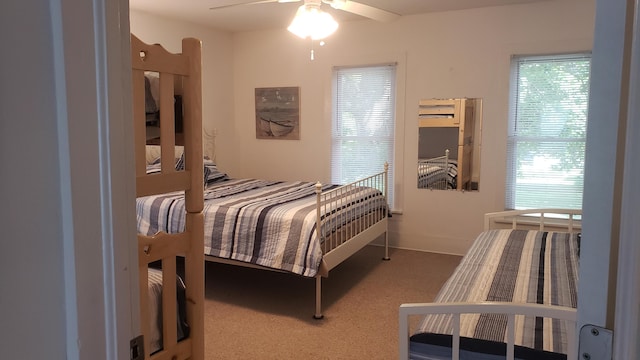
<box><xmin>180</xmin><ymin>37</ymin><xmax>205</xmax><ymax>360</ymax></box>
<box><xmin>131</xmin><ymin>34</ymin><xmax>204</xmax><ymax>360</ymax></box>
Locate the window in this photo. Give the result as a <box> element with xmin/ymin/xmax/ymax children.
<box><xmin>332</xmin><ymin>64</ymin><xmax>396</xmax><ymax>207</ymax></box>
<box><xmin>506</xmin><ymin>54</ymin><xmax>591</xmax><ymax>210</ymax></box>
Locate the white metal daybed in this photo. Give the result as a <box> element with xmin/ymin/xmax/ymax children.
<box><xmin>399</xmin><ymin>209</ymin><xmax>582</xmax><ymax>360</ymax></box>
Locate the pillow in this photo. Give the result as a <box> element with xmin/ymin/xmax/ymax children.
<box><xmin>146</xmin><ymin>154</ymin><xmax>229</xmax><ymax>188</ymax></box>
<box><xmin>176</xmin><ymin>155</ymin><xmax>228</xmax><ymax>185</ymax></box>
<box><xmin>203</xmin><ymin>159</ymin><xmax>229</xmax><ymax>185</ymax></box>
<box><xmin>145</xmin><ymin>145</ymin><xmax>184</xmax><ymax>165</ymax></box>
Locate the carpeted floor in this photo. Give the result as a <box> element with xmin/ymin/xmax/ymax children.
<box><xmin>201</xmin><ymin>246</ymin><xmax>461</xmax><ymax>359</ymax></box>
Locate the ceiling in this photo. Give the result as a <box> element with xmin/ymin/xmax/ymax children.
<box><xmin>129</xmin><ymin>0</ymin><xmax>552</xmax><ymax>33</ymax></box>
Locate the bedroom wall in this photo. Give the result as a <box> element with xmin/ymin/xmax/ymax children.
<box><xmin>1</xmin><ymin>2</ymin><xmax>68</xmax><ymax>357</ymax></box>
<box><xmin>229</xmin><ymin>0</ymin><xmax>596</xmax><ymax>255</ymax></box>
<box><xmin>129</xmin><ymin>10</ymin><xmax>236</xmax><ymax>166</ymax></box>
<box><xmin>130</xmin><ymin>0</ymin><xmax>596</xmax><ymax>255</ymax></box>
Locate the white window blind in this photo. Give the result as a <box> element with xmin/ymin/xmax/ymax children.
<box><xmin>506</xmin><ymin>54</ymin><xmax>591</xmax><ymax>210</ymax></box>
<box><xmin>332</xmin><ymin>64</ymin><xmax>396</xmax><ymax>207</ymax></box>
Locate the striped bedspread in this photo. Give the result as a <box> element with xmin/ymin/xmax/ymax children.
<box><xmin>411</xmin><ymin>229</ymin><xmax>580</xmax><ymax>359</ymax></box>
<box><xmin>137</xmin><ymin>178</ymin><xmax>386</xmax><ymax>277</ymax></box>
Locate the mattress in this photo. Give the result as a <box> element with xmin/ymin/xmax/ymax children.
<box><xmin>410</xmin><ymin>229</ymin><xmax>580</xmax><ymax>360</ymax></box>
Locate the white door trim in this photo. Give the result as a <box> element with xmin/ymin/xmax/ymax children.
<box><xmin>56</xmin><ymin>0</ymin><xmax>137</xmax><ymax>358</ymax></box>
<box><xmin>99</xmin><ymin>0</ymin><xmax>140</xmax><ymax>358</ymax></box>
<box><xmin>579</xmin><ymin>0</ymin><xmax>629</xmax><ymax>332</ymax></box>
<box><xmin>613</xmin><ymin>1</ymin><xmax>640</xmax><ymax>357</ymax></box>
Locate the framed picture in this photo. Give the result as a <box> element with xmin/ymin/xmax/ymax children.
<box><xmin>255</xmin><ymin>86</ymin><xmax>300</xmax><ymax>140</ymax></box>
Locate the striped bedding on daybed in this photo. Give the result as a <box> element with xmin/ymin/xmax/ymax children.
<box><xmin>137</xmin><ymin>178</ymin><xmax>387</xmax><ymax>277</ymax></box>
<box><xmin>410</xmin><ymin>229</ymin><xmax>580</xmax><ymax>360</ymax></box>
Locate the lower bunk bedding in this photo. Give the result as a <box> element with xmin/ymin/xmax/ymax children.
<box><xmin>401</xmin><ymin>223</ymin><xmax>580</xmax><ymax>360</ymax></box>
<box><xmin>147</xmin><ymin>267</ymin><xmax>189</xmax><ymax>354</ymax></box>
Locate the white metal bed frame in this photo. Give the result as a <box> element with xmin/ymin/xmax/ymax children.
<box><xmin>205</xmin><ymin>164</ymin><xmax>390</xmax><ymax>319</ymax></box>
<box><xmin>399</xmin><ymin>208</ymin><xmax>582</xmax><ymax>360</ymax></box>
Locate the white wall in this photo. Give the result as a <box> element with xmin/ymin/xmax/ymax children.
<box><xmin>2</xmin><ymin>0</ymin><xmax>135</xmax><ymax>358</ymax></box>
<box><xmin>1</xmin><ymin>1</ymin><xmax>68</xmax><ymax>357</ymax></box>
<box><xmin>130</xmin><ymin>0</ymin><xmax>596</xmax><ymax>255</ymax></box>
<box><xmin>231</xmin><ymin>0</ymin><xmax>596</xmax><ymax>255</ymax></box>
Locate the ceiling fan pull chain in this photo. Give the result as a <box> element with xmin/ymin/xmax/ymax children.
<box><xmin>310</xmin><ymin>39</ymin><xmax>315</xmax><ymax>60</ymax></box>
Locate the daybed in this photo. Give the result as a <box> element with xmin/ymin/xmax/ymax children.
<box><xmin>399</xmin><ymin>209</ymin><xmax>582</xmax><ymax>360</ymax></box>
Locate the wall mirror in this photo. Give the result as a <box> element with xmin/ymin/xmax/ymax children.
<box><xmin>417</xmin><ymin>98</ymin><xmax>482</xmax><ymax>191</ymax></box>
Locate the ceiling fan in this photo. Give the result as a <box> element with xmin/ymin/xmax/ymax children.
<box><xmin>209</xmin><ymin>0</ymin><xmax>400</xmax><ymax>23</ymax></box>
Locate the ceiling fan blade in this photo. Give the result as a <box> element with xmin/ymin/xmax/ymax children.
<box><xmin>209</xmin><ymin>0</ymin><xmax>298</xmax><ymax>11</ymax></box>
<box><xmin>328</xmin><ymin>0</ymin><xmax>400</xmax><ymax>22</ymax></box>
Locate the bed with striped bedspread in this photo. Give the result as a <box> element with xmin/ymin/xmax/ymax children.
<box><xmin>137</xmin><ymin>178</ymin><xmax>387</xmax><ymax>278</ymax></box>
<box><xmin>410</xmin><ymin>229</ymin><xmax>580</xmax><ymax>360</ymax></box>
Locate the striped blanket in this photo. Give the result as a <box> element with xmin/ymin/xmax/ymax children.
<box><xmin>137</xmin><ymin>178</ymin><xmax>386</xmax><ymax>277</ymax></box>
<box><xmin>411</xmin><ymin>229</ymin><xmax>580</xmax><ymax>360</ymax></box>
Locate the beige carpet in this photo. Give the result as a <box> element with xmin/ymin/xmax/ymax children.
<box><xmin>201</xmin><ymin>246</ymin><xmax>461</xmax><ymax>359</ymax></box>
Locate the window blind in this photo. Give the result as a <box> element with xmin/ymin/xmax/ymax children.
<box><xmin>506</xmin><ymin>53</ymin><xmax>591</xmax><ymax>210</ymax></box>
<box><xmin>332</xmin><ymin>64</ymin><xmax>396</xmax><ymax>207</ymax></box>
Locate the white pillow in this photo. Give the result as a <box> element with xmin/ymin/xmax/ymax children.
<box><xmin>145</xmin><ymin>145</ymin><xmax>184</xmax><ymax>165</ymax></box>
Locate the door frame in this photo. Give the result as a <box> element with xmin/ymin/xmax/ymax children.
<box><xmin>578</xmin><ymin>0</ymin><xmax>639</xmax><ymax>357</ymax></box>
<box><xmin>85</xmin><ymin>0</ymin><xmax>640</xmax><ymax>358</ymax></box>
<box><xmin>57</xmin><ymin>0</ymin><xmax>138</xmax><ymax>358</ymax></box>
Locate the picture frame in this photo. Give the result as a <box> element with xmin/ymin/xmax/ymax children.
<box><xmin>255</xmin><ymin>86</ymin><xmax>300</xmax><ymax>140</ymax></box>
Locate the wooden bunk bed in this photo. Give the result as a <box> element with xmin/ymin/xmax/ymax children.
<box><xmin>132</xmin><ymin>34</ymin><xmax>204</xmax><ymax>360</ymax></box>
<box><xmin>399</xmin><ymin>209</ymin><xmax>582</xmax><ymax>360</ymax></box>
<box><xmin>418</xmin><ymin>98</ymin><xmax>477</xmax><ymax>191</ymax></box>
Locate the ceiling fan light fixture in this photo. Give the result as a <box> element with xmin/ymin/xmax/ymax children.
<box><xmin>287</xmin><ymin>3</ymin><xmax>338</xmax><ymax>40</ymax></box>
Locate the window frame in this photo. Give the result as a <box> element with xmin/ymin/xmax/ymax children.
<box><xmin>331</xmin><ymin>63</ymin><xmax>398</xmax><ymax>209</ymax></box>
<box><xmin>506</xmin><ymin>52</ymin><xmax>591</xmax><ymax>211</ymax></box>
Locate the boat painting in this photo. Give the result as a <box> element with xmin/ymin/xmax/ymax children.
<box><xmin>255</xmin><ymin>87</ymin><xmax>300</xmax><ymax>139</ymax></box>
<box><xmin>259</xmin><ymin>114</ymin><xmax>295</xmax><ymax>137</ymax></box>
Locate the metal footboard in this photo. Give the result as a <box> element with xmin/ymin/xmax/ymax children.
<box><xmin>399</xmin><ymin>302</ymin><xmax>577</xmax><ymax>360</ymax></box>
<box><xmin>312</xmin><ymin>163</ymin><xmax>390</xmax><ymax>318</ymax></box>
